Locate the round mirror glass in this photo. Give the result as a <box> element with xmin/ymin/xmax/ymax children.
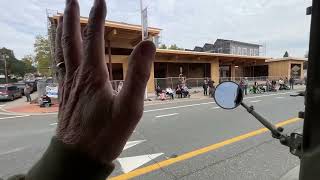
<box><xmin>214</xmin><ymin>81</ymin><xmax>243</xmax><ymax>109</ymax></box>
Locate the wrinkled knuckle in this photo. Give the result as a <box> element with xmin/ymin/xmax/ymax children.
<box><xmin>55</xmin><ymin>49</ymin><xmax>64</xmax><ymax>60</ymax></box>
<box><xmin>61</xmin><ymin>34</ymin><xmax>73</xmax><ymax>49</ymax></box>
<box><xmin>84</xmin><ymin>25</ymin><xmax>97</xmax><ymax>40</ymax></box>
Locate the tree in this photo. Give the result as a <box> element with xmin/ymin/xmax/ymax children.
<box><xmin>168</xmin><ymin>44</ymin><xmax>184</xmax><ymax>50</ymax></box>
<box><xmin>0</xmin><ymin>48</ymin><xmax>22</xmax><ymax>76</ymax></box>
<box><xmin>283</xmin><ymin>51</ymin><xmax>289</xmax><ymax>57</ymax></box>
<box><xmin>21</xmin><ymin>55</ymin><xmax>36</xmax><ymax>73</ymax></box>
<box><xmin>159</xmin><ymin>44</ymin><xmax>167</xmax><ymax>49</ymax></box>
<box><xmin>34</xmin><ymin>35</ymin><xmax>52</xmax><ymax>76</ymax></box>
<box><xmin>0</xmin><ymin>48</ymin><xmax>36</xmax><ymax>78</ymax></box>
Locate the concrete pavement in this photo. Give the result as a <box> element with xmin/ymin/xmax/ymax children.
<box><xmin>0</xmin><ymin>90</ymin><xmax>305</xmax><ymax>179</ymax></box>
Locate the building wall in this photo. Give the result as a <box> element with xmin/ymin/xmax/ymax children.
<box><xmin>268</xmin><ymin>60</ymin><xmax>304</xmax><ymax>79</ymax></box>
<box><xmin>212</xmin><ymin>41</ymin><xmax>231</xmax><ymax>54</ymax></box>
<box><xmin>230</xmin><ymin>42</ymin><xmax>259</xmax><ymax>56</ymax></box>
<box><xmin>147</xmin><ymin>63</ymin><xmax>155</xmax><ymax>93</ymax></box>
<box><xmin>268</xmin><ymin>61</ymin><xmax>290</xmax><ymax>78</ymax></box>
<box><xmin>230</xmin><ymin>65</ymin><xmax>236</xmax><ymax>80</ymax></box>
<box><xmin>210</xmin><ymin>58</ymin><xmax>220</xmax><ymax>83</ymax></box>
<box><xmin>105</xmin><ymin>55</ymin><xmax>128</xmax><ymax>78</ymax></box>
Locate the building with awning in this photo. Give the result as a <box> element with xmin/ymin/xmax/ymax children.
<box><xmin>48</xmin><ymin>14</ymin><xmax>306</xmax><ymax>93</ymax></box>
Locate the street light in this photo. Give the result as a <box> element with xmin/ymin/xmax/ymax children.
<box><xmin>0</xmin><ymin>54</ymin><xmax>9</xmax><ymax>84</ymax></box>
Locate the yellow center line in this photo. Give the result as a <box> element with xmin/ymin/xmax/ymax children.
<box><xmin>109</xmin><ymin>117</ymin><xmax>302</xmax><ymax>180</ymax></box>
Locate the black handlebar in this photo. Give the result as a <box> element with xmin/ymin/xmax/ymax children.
<box><xmin>240</xmin><ymin>102</ymin><xmax>283</xmax><ymax>138</ymax></box>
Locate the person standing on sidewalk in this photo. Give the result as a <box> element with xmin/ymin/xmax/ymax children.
<box><xmin>203</xmin><ymin>79</ymin><xmax>208</xmax><ymax>96</ymax></box>
<box><xmin>289</xmin><ymin>77</ymin><xmax>295</xmax><ymax>90</ymax></box>
<box><xmin>24</xmin><ymin>84</ymin><xmax>32</xmax><ymax>102</ymax></box>
<box><xmin>243</xmin><ymin>77</ymin><xmax>249</xmax><ymax>95</ymax></box>
<box><xmin>239</xmin><ymin>79</ymin><xmax>245</xmax><ymax>94</ymax></box>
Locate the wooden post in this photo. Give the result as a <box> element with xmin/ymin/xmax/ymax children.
<box><xmin>107</xmin><ymin>40</ymin><xmax>113</xmax><ymax>81</ymax></box>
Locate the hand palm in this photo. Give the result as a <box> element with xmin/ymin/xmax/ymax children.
<box><xmin>55</xmin><ymin>0</ymin><xmax>155</xmax><ymax>163</ymax></box>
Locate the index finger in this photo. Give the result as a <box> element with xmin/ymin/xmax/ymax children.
<box><xmin>62</xmin><ymin>0</ymin><xmax>82</xmax><ymax>78</ymax></box>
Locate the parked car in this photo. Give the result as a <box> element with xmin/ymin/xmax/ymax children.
<box><xmin>0</xmin><ymin>84</ymin><xmax>22</xmax><ymax>101</ymax></box>
<box><xmin>14</xmin><ymin>82</ymin><xmax>26</xmax><ymax>95</ymax></box>
<box><xmin>45</xmin><ymin>78</ymin><xmax>54</xmax><ymax>84</ymax></box>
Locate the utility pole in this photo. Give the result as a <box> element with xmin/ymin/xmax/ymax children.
<box><xmin>4</xmin><ymin>56</ymin><xmax>8</xmax><ymax>84</ymax></box>
<box><xmin>1</xmin><ymin>54</ymin><xmax>9</xmax><ymax>84</ymax></box>
<box><xmin>140</xmin><ymin>0</ymin><xmax>149</xmax><ymax>99</ymax></box>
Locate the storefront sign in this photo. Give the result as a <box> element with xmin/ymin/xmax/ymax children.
<box><xmin>291</xmin><ymin>64</ymin><xmax>301</xmax><ymax>78</ymax></box>
<box><xmin>46</xmin><ymin>85</ymin><xmax>58</xmax><ymax>98</ymax></box>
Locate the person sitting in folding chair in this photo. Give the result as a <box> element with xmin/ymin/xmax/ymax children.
<box><xmin>39</xmin><ymin>95</ymin><xmax>52</xmax><ymax>108</ymax></box>
<box><xmin>166</xmin><ymin>87</ymin><xmax>174</xmax><ymax>100</ymax></box>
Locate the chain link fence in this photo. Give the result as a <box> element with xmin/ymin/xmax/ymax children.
<box><xmin>154</xmin><ymin>77</ymin><xmax>211</xmax><ymax>90</ymax></box>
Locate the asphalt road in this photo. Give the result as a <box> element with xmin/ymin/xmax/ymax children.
<box><xmin>0</xmin><ymin>90</ymin><xmax>305</xmax><ymax>180</ymax></box>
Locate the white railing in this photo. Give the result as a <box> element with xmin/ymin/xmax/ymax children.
<box><xmin>219</xmin><ymin>76</ymin><xmax>291</xmax><ymax>83</ymax></box>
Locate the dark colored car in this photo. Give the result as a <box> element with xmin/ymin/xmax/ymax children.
<box><xmin>0</xmin><ymin>84</ymin><xmax>22</xmax><ymax>101</ymax></box>
<box><xmin>45</xmin><ymin>78</ymin><xmax>53</xmax><ymax>84</ymax></box>
<box><xmin>14</xmin><ymin>82</ymin><xmax>26</xmax><ymax>95</ymax></box>
<box><xmin>294</xmin><ymin>78</ymin><xmax>305</xmax><ymax>85</ymax></box>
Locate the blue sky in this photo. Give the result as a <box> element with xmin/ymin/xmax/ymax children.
<box><xmin>0</xmin><ymin>0</ymin><xmax>312</xmax><ymax>59</ymax></box>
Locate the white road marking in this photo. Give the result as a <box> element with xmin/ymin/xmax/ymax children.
<box><xmin>144</xmin><ymin>91</ymin><xmax>297</xmax><ymax>113</ymax></box>
<box><xmin>211</xmin><ymin>107</ymin><xmax>221</xmax><ymax>109</ymax></box>
<box><xmin>0</xmin><ymin>146</ymin><xmax>27</xmax><ymax>156</ymax></box>
<box><xmin>50</xmin><ymin>123</ymin><xmax>57</xmax><ymax>126</ymax></box>
<box><xmin>250</xmin><ymin>100</ymin><xmax>262</xmax><ymax>103</ymax></box>
<box><xmin>117</xmin><ymin>153</ymin><xmax>164</xmax><ymax>173</ymax></box>
<box><xmin>275</xmin><ymin>97</ymin><xmax>285</xmax><ymax>99</ymax></box>
<box><xmin>155</xmin><ymin>113</ymin><xmax>179</xmax><ymax>118</ymax></box>
<box><xmin>0</xmin><ymin>115</ymin><xmax>30</xmax><ymax>120</ymax></box>
<box><xmin>144</xmin><ymin>102</ymin><xmax>213</xmax><ymax>113</ymax></box>
<box><xmin>123</xmin><ymin>140</ymin><xmax>146</xmax><ymax>151</ymax></box>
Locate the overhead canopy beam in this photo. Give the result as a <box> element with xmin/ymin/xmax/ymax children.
<box><xmin>130</xmin><ymin>36</ymin><xmax>142</xmax><ymax>46</ymax></box>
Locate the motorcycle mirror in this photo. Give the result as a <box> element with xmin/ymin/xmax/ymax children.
<box><xmin>214</xmin><ymin>81</ymin><xmax>243</xmax><ymax>109</ymax></box>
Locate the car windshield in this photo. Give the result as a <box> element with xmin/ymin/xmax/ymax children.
<box><xmin>0</xmin><ymin>0</ymin><xmax>311</xmax><ymax>180</ymax></box>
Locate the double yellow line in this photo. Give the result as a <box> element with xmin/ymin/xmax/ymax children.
<box><xmin>110</xmin><ymin>117</ymin><xmax>302</xmax><ymax>180</ymax></box>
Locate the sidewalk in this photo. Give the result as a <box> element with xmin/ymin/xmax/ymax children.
<box><xmin>144</xmin><ymin>85</ymin><xmax>306</xmax><ymax>106</ymax></box>
<box><xmin>1</xmin><ymin>93</ymin><xmax>59</xmax><ymax>114</ymax></box>
<box><xmin>1</xmin><ymin>85</ymin><xmax>305</xmax><ymax>114</ymax></box>
<box><xmin>144</xmin><ymin>91</ymin><xmax>210</xmax><ymax>106</ymax></box>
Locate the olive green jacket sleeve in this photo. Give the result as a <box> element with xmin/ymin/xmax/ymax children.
<box><xmin>8</xmin><ymin>137</ymin><xmax>114</xmax><ymax>180</ymax></box>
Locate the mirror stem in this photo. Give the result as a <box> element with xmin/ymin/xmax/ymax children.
<box><xmin>240</xmin><ymin>102</ymin><xmax>282</xmax><ymax>138</ymax></box>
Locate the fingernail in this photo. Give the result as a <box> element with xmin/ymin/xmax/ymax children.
<box><xmin>94</xmin><ymin>0</ymin><xmax>103</xmax><ymax>6</ymax></box>
<box><xmin>66</xmin><ymin>0</ymin><xmax>77</xmax><ymax>5</ymax></box>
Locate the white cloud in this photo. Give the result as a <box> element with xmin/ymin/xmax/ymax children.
<box><xmin>0</xmin><ymin>0</ymin><xmax>312</xmax><ymax>59</ymax></box>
